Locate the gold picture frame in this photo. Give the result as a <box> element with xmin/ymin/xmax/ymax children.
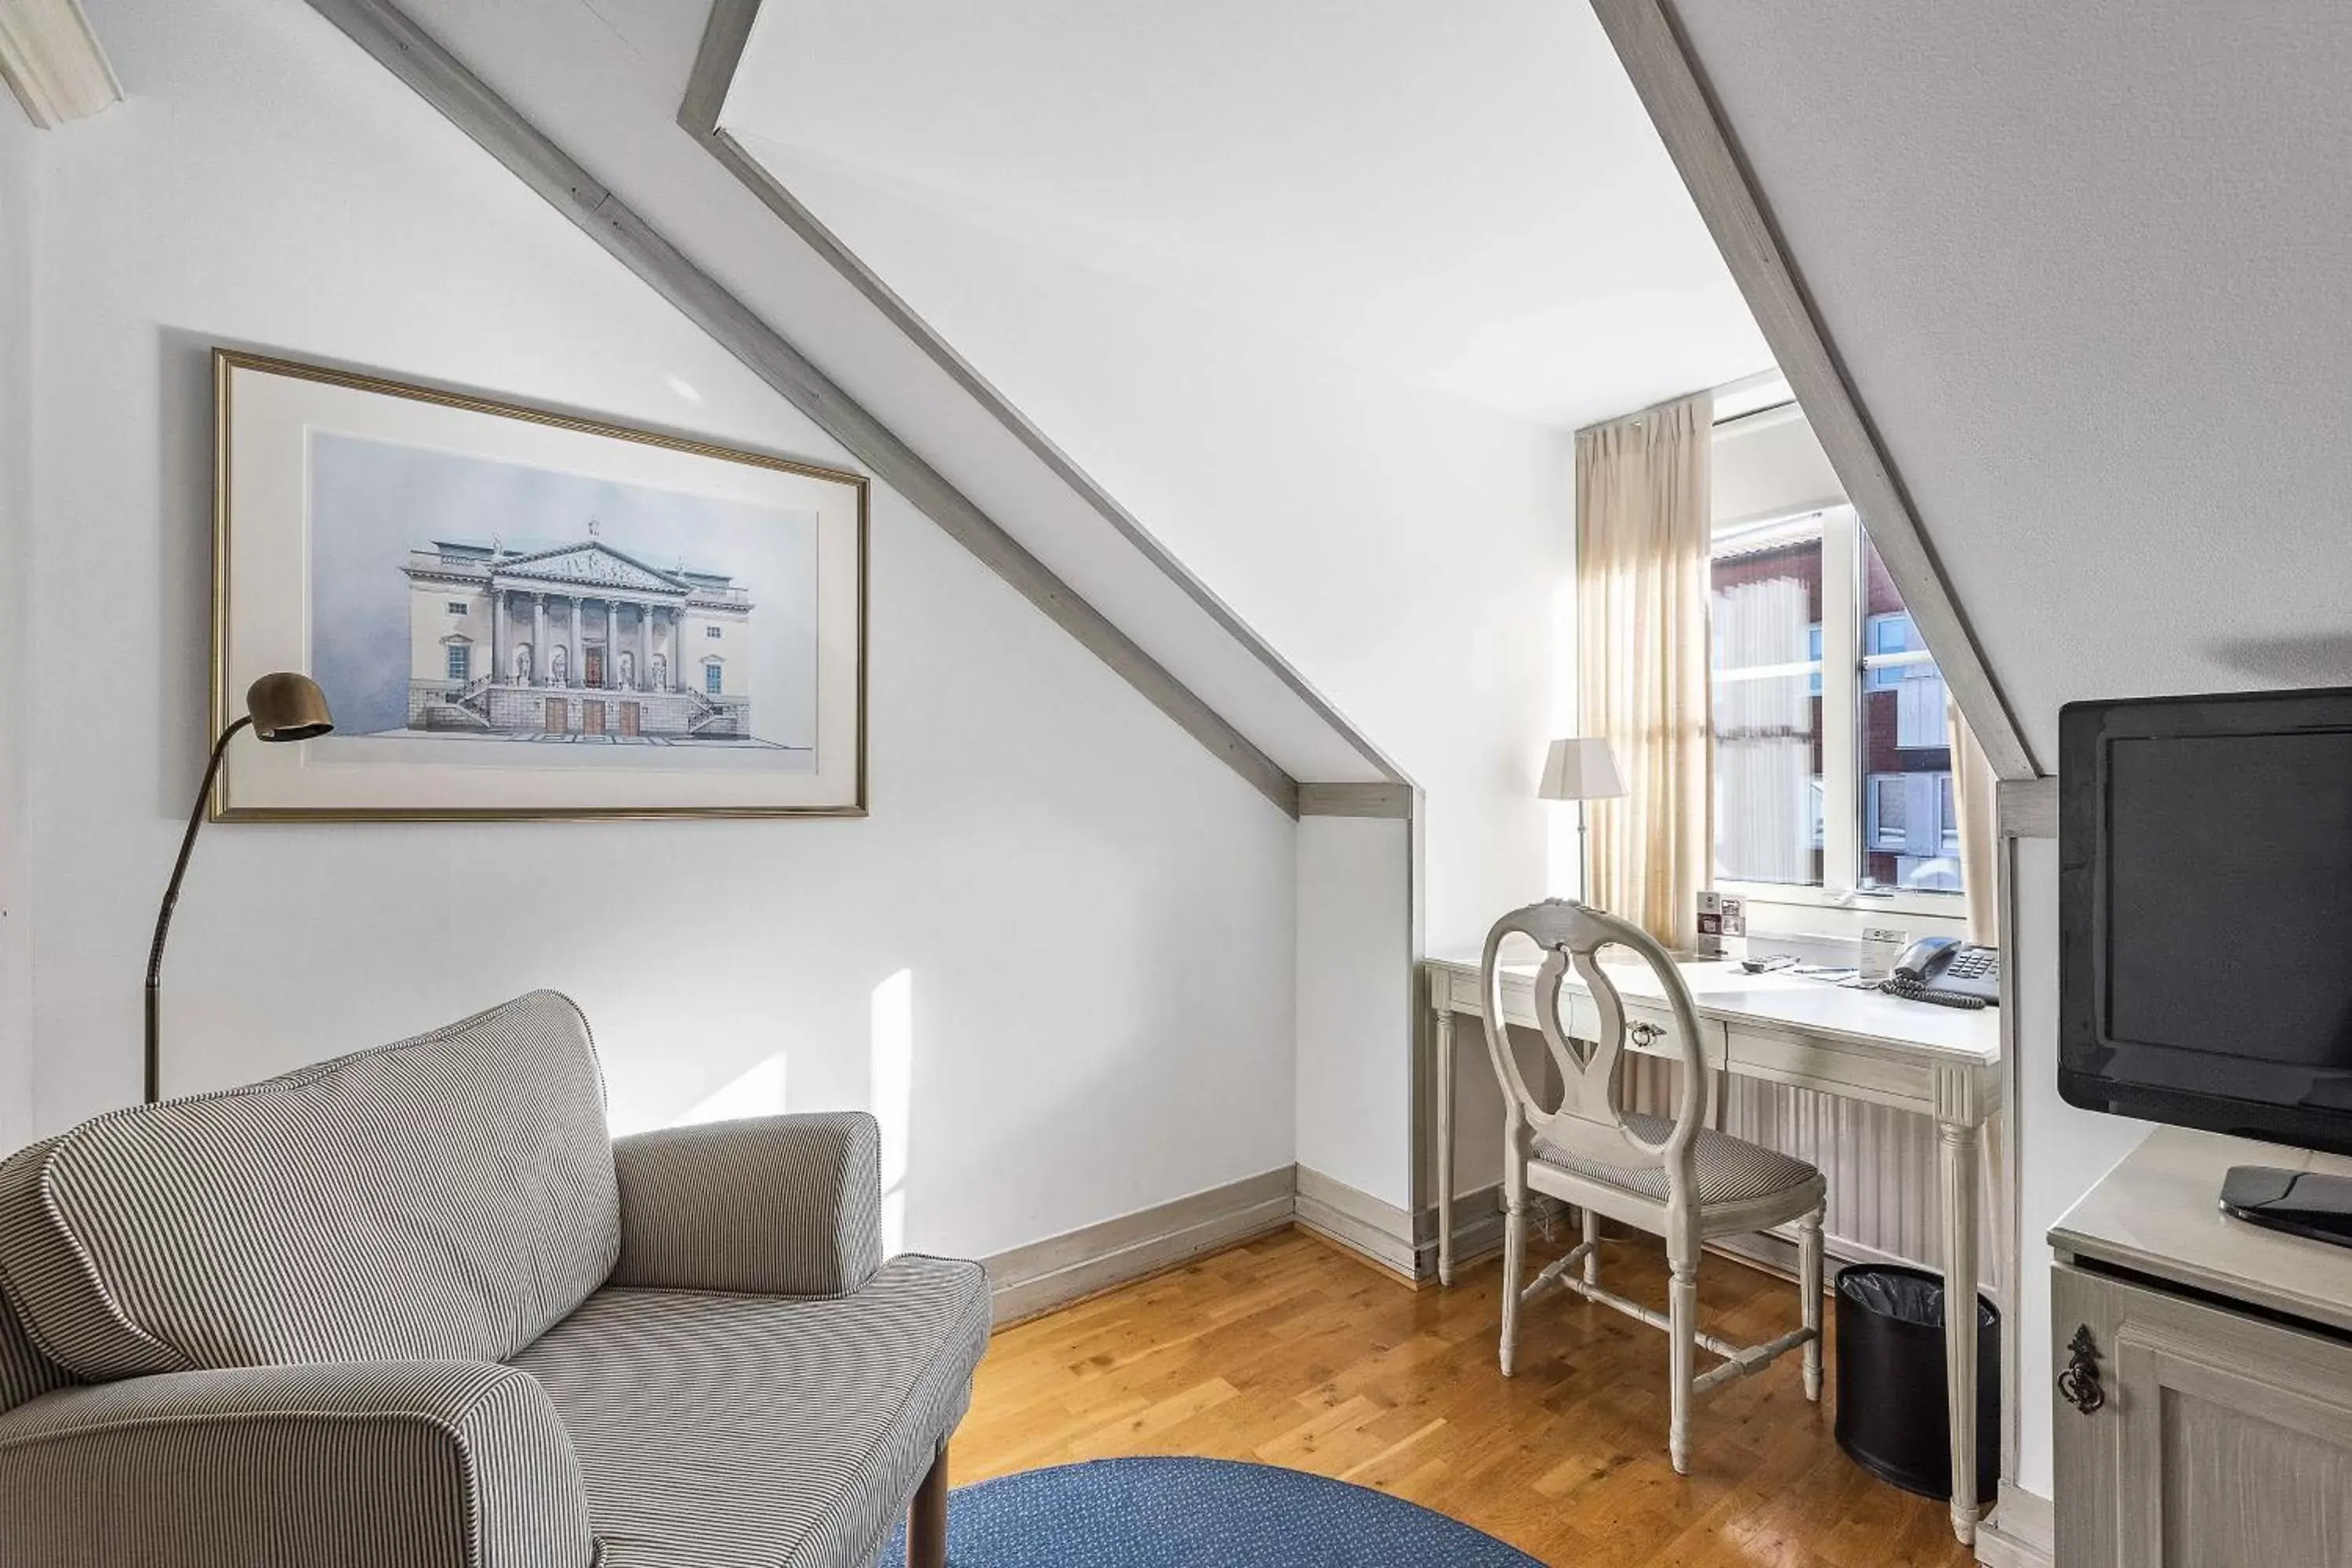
<box><xmin>212</xmin><ymin>349</ymin><xmax>868</xmax><ymax>819</ymax></box>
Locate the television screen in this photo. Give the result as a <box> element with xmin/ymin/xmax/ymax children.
<box><xmin>2062</xmin><ymin>688</ymin><xmax>2352</xmax><ymax>1152</ymax></box>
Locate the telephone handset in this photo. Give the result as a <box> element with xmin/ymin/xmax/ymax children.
<box><xmin>1883</xmin><ymin>936</ymin><xmax>2000</xmax><ymax>1007</ymax></box>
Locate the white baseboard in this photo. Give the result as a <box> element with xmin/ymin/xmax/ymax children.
<box><xmin>1294</xmin><ymin>1165</ymin><xmax>1420</xmax><ymax>1279</ymax></box>
<box><xmin>983</xmin><ymin>1164</ymin><xmax>1559</xmax><ymax>1325</ymax></box>
<box><xmin>1295</xmin><ymin>1167</ymin><xmax>1575</xmax><ymax>1283</ymax></box>
<box><xmin>1974</xmin><ymin>1482</ymin><xmax>2053</xmax><ymax>1568</ymax></box>
<box><xmin>982</xmin><ymin>1166</ymin><xmax>1297</xmax><ymax>1324</ymax></box>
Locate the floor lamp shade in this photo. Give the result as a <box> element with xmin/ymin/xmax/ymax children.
<box><xmin>245</xmin><ymin>671</ymin><xmax>334</xmax><ymax>742</ymax></box>
<box><xmin>1538</xmin><ymin>737</ymin><xmax>1625</xmax><ymax>802</ymax></box>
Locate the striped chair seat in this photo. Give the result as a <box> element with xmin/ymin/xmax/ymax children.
<box><xmin>1534</xmin><ymin>1113</ymin><xmax>1820</xmax><ymax>1207</ymax></box>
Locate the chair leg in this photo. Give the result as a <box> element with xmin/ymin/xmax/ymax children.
<box><xmin>908</xmin><ymin>1442</ymin><xmax>948</xmax><ymax>1568</ymax></box>
<box><xmin>1799</xmin><ymin>1204</ymin><xmax>1825</xmax><ymax>1403</ymax></box>
<box><xmin>1499</xmin><ymin>1192</ymin><xmax>1526</xmax><ymax>1377</ymax></box>
<box><xmin>1667</xmin><ymin>1247</ymin><xmax>1698</xmax><ymax>1475</ymax></box>
<box><xmin>1580</xmin><ymin>1203</ymin><xmax>1601</xmax><ymax>1287</ymax></box>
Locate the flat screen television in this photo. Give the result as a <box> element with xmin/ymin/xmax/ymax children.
<box><xmin>2061</xmin><ymin>686</ymin><xmax>2352</xmax><ymax>1156</ymax></box>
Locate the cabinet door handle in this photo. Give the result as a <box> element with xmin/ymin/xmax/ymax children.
<box><xmin>2057</xmin><ymin>1324</ymin><xmax>2105</xmax><ymax>1414</ymax></box>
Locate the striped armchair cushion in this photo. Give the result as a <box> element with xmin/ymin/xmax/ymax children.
<box><xmin>0</xmin><ymin>992</ymin><xmax>620</xmax><ymax>1381</ymax></box>
<box><xmin>513</xmin><ymin>1255</ymin><xmax>991</xmax><ymax>1568</ymax></box>
<box><xmin>0</xmin><ymin>1160</ymin><xmax>70</xmax><ymax>1412</ymax></box>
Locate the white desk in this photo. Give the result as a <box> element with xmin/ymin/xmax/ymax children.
<box><xmin>1426</xmin><ymin>950</ymin><xmax>2002</xmax><ymax>1544</ymax></box>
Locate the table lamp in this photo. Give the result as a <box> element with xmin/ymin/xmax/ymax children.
<box><xmin>144</xmin><ymin>672</ymin><xmax>333</xmax><ymax>1102</ymax></box>
<box><xmin>1539</xmin><ymin>735</ymin><xmax>1624</xmax><ymax>901</ymax></box>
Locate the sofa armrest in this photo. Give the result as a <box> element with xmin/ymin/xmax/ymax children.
<box><xmin>611</xmin><ymin>1112</ymin><xmax>884</xmax><ymax>1296</ymax></box>
<box><xmin>0</xmin><ymin>1360</ymin><xmax>594</xmax><ymax>1568</ymax></box>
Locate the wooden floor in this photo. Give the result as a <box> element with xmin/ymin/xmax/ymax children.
<box><xmin>950</xmin><ymin>1225</ymin><xmax>1972</xmax><ymax>1567</ymax></box>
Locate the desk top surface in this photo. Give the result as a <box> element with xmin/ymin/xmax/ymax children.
<box><xmin>1428</xmin><ymin>949</ymin><xmax>2000</xmax><ymax>1064</ymax></box>
<box><xmin>2053</xmin><ymin>1124</ymin><xmax>2352</xmax><ymax>1336</ymax></box>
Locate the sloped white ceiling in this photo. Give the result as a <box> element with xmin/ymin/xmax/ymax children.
<box><xmin>1674</xmin><ymin>0</ymin><xmax>2352</xmax><ymax>761</ymax></box>
<box><xmin>354</xmin><ymin>0</ymin><xmax>1400</xmax><ymax>789</ymax></box>
<box><xmin>724</xmin><ymin>0</ymin><xmax>1769</xmax><ymax>428</ymax></box>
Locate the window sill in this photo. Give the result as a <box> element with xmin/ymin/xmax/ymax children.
<box><xmin>1722</xmin><ymin>880</ymin><xmax>1964</xmax><ymax>916</ymax></box>
<box><xmin>1720</xmin><ymin>883</ymin><xmax>1973</xmax><ymax>945</ymax></box>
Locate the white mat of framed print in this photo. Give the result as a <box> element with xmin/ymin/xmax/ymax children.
<box><xmin>213</xmin><ymin>350</ymin><xmax>866</xmax><ymax>818</ymax></box>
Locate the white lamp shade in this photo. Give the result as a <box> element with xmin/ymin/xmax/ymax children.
<box><xmin>1537</xmin><ymin>737</ymin><xmax>1624</xmax><ymax>801</ymax></box>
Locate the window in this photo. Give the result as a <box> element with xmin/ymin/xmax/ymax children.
<box><xmin>447</xmin><ymin>601</ymin><xmax>469</xmax><ymax>616</ymax></box>
<box><xmin>1864</xmin><ymin>773</ymin><xmax>1911</xmax><ymax>851</ymax></box>
<box><xmin>705</xmin><ymin>662</ymin><xmax>723</xmax><ymax>696</ymax></box>
<box><xmin>706</xmin><ymin>625</ymin><xmax>722</xmax><ymax>639</ymax></box>
<box><xmin>1710</xmin><ymin>516</ymin><xmax>1824</xmax><ymax>887</ymax></box>
<box><xmin>1711</xmin><ymin>506</ymin><xmax>1964</xmax><ymax>906</ymax></box>
<box><xmin>1858</xmin><ymin>532</ymin><xmax>1958</xmax><ymax>894</ymax></box>
<box><xmin>446</xmin><ymin>644</ymin><xmax>470</xmax><ymax>682</ymax></box>
<box><xmin>1864</xmin><ymin>612</ymin><xmax>1924</xmax><ymax>684</ymax></box>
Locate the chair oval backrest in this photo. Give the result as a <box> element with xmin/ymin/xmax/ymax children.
<box><xmin>1478</xmin><ymin>899</ymin><xmax>1708</xmax><ymax>1177</ymax></box>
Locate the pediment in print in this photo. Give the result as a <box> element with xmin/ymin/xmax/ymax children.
<box><xmin>499</xmin><ymin>543</ymin><xmax>685</xmax><ymax>593</ymax></box>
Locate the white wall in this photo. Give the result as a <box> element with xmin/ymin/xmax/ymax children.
<box><xmin>1668</xmin><ymin>0</ymin><xmax>2352</xmax><ymax>1497</ymax></box>
<box><xmin>1711</xmin><ymin>403</ymin><xmax>1841</xmax><ymax>532</ymax></box>
<box><xmin>17</xmin><ymin>0</ymin><xmax>1299</xmax><ymax>1264</ymax></box>
<box><xmin>746</xmin><ymin>151</ymin><xmax>1575</xmax><ymax>960</ymax></box>
<box><xmin>0</xmin><ymin>95</ymin><xmax>34</xmax><ymax>1155</ymax></box>
<box><xmin>1294</xmin><ymin>817</ymin><xmax>1413</xmax><ymax>1207</ymax></box>
<box><xmin>728</xmin><ymin>150</ymin><xmax>1576</xmax><ymax>1214</ymax></box>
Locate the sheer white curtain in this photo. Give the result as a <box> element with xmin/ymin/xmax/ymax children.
<box><xmin>1947</xmin><ymin>696</ymin><xmax>1999</xmax><ymax>942</ymax></box>
<box><xmin>1577</xmin><ymin>393</ymin><xmax>1714</xmax><ymax>949</ymax></box>
<box><xmin>1712</xmin><ymin>575</ymin><xmax>1815</xmax><ymax>885</ymax></box>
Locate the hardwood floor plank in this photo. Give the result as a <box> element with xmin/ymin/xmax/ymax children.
<box><xmin>948</xmin><ymin>1226</ymin><xmax>1970</xmax><ymax>1566</ymax></box>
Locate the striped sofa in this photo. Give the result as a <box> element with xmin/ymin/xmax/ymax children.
<box><xmin>0</xmin><ymin>991</ymin><xmax>991</xmax><ymax>1568</ymax></box>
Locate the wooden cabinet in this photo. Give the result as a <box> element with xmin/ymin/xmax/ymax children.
<box><xmin>2053</xmin><ymin>1257</ymin><xmax>2352</xmax><ymax>1566</ymax></box>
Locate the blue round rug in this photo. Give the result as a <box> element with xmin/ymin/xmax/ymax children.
<box><xmin>878</xmin><ymin>1456</ymin><xmax>1540</xmax><ymax>1566</ymax></box>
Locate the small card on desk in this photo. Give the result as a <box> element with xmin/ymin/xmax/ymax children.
<box><xmin>1859</xmin><ymin>926</ymin><xmax>1907</xmax><ymax>981</ymax></box>
<box><xmin>1697</xmin><ymin>891</ymin><xmax>1747</xmax><ymax>959</ymax></box>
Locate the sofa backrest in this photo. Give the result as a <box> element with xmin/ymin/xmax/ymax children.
<box><xmin>0</xmin><ymin>992</ymin><xmax>619</xmax><ymax>1381</ymax></box>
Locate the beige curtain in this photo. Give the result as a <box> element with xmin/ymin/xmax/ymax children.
<box><xmin>1577</xmin><ymin>393</ymin><xmax>1714</xmax><ymax>949</ymax></box>
<box><xmin>1947</xmin><ymin>696</ymin><xmax>2000</xmax><ymax>942</ymax></box>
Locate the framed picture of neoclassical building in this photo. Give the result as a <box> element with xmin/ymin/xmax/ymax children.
<box><xmin>212</xmin><ymin>350</ymin><xmax>866</xmax><ymax>818</ymax></box>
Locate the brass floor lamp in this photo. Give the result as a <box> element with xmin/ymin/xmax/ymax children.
<box><xmin>145</xmin><ymin>673</ymin><xmax>332</xmax><ymax>1102</ymax></box>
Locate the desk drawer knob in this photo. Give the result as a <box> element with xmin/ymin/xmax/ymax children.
<box><xmin>1628</xmin><ymin>1022</ymin><xmax>1661</xmax><ymax>1047</ymax></box>
<box><xmin>2058</xmin><ymin>1325</ymin><xmax>2104</xmax><ymax>1415</ymax></box>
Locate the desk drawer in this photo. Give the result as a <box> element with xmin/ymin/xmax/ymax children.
<box><xmin>1722</xmin><ymin>1023</ymin><xmax>1939</xmax><ymax>1116</ymax></box>
<box><xmin>1563</xmin><ymin>993</ymin><xmax>1726</xmax><ymax>1068</ymax></box>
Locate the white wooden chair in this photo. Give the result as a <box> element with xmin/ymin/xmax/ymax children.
<box><xmin>1479</xmin><ymin>898</ymin><xmax>1828</xmax><ymax>1473</ymax></box>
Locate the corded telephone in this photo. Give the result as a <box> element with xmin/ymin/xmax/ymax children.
<box><xmin>1882</xmin><ymin>936</ymin><xmax>2000</xmax><ymax>1008</ymax></box>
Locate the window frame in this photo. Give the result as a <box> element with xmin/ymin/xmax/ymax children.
<box><xmin>1712</xmin><ymin>504</ymin><xmax>1965</xmax><ymax>924</ymax></box>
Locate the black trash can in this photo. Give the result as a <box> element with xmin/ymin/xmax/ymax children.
<box><xmin>1833</xmin><ymin>1263</ymin><xmax>1998</xmax><ymax>1504</ymax></box>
